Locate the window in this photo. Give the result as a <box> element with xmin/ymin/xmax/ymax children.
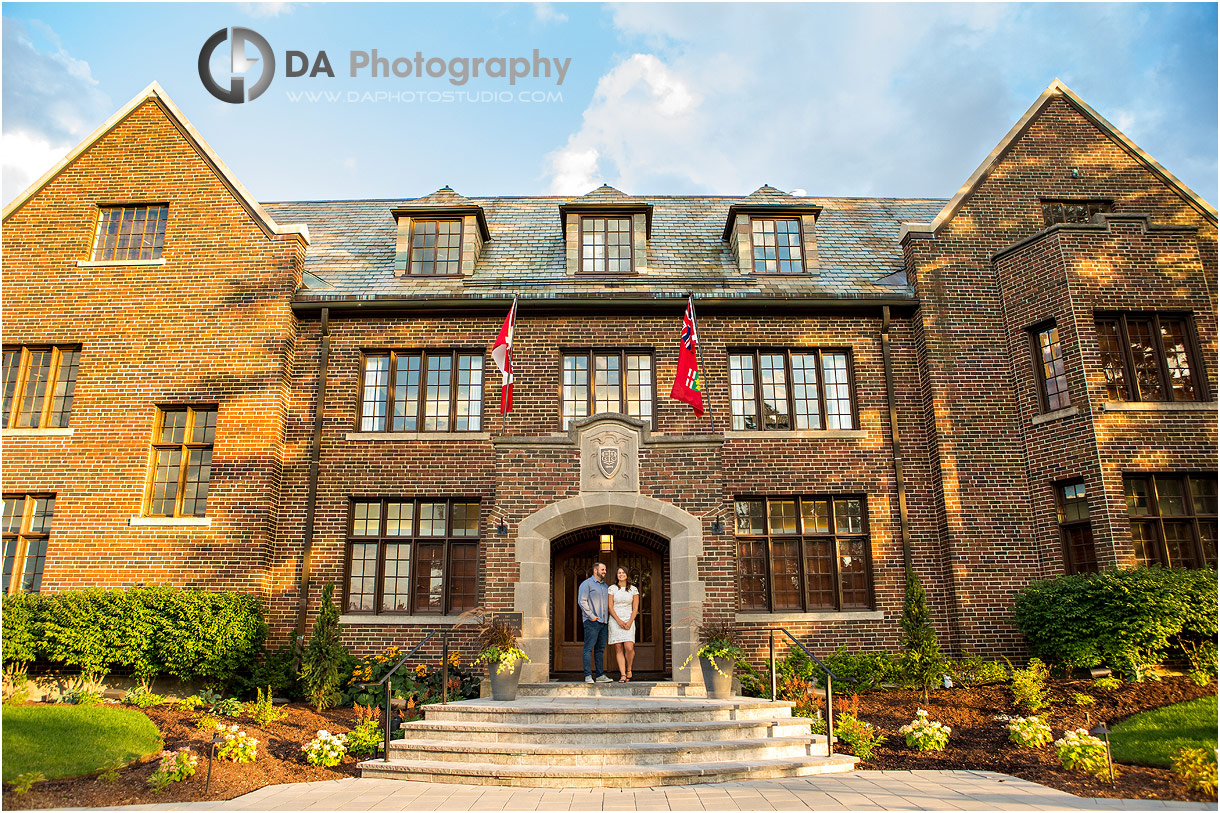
<box><xmin>2</xmin><ymin>346</ymin><xmax>80</xmax><ymax>430</ymax></box>
<box><xmin>579</xmin><ymin>217</ymin><xmax>633</xmax><ymax>274</ymax></box>
<box><xmin>728</xmin><ymin>349</ymin><xmax>854</xmax><ymax>431</ymax></box>
<box><xmin>1125</xmin><ymin>473</ymin><xmax>1217</xmax><ymax>569</ymax></box>
<box><xmin>92</xmin><ymin>205</ymin><xmax>167</xmax><ymax>261</ymax></box>
<box><xmin>1096</xmin><ymin>314</ymin><xmax>1205</xmax><ymax>402</ymax></box>
<box><xmin>1041</xmin><ymin>199</ymin><xmax>1112</xmax><ymax>226</ymax></box>
<box><xmin>409</xmin><ymin>219</ymin><xmax>462</xmax><ymax>275</ymax></box>
<box><xmin>735</xmin><ymin>496</ymin><xmax>871</xmax><ymax>612</ymax></box>
<box><xmin>2</xmin><ymin>495</ymin><xmax>53</xmax><ymax>594</ymax></box>
<box><xmin>561</xmin><ymin>350</ymin><xmax>654</xmax><ymax>428</ymax></box>
<box><xmin>345</xmin><ymin>498</ymin><xmax>479</xmax><ymax>615</ymax></box>
<box><xmin>360</xmin><ymin>351</ymin><xmax>483</xmax><ymax>432</ymax></box>
<box><xmin>146</xmin><ymin>406</ymin><xmax>215</xmax><ymax>517</ymax></box>
<box><xmin>751</xmin><ymin>218</ymin><xmax>804</xmax><ymax>274</ymax></box>
<box><xmin>1056</xmin><ymin>480</ymin><xmax>1097</xmax><ymax>574</ymax></box>
<box><xmin>1031</xmin><ymin>323</ymin><xmax>1071</xmax><ymax>412</ymax></box>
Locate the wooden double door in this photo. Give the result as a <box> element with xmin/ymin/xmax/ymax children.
<box><xmin>552</xmin><ymin>532</ymin><xmax>666</xmax><ymax>677</ymax></box>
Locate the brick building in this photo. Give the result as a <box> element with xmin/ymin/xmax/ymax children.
<box><xmin>3</xmin><ymin>79</ymin><xmax>1215</xmax><ymax>683</ymax></box>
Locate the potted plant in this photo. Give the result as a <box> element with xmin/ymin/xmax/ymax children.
<box><xmin>682</xmin><ymin>620</ymin><xmax>745</xmax><ymax>700</ymax></box>
<box><xmin>473</xmin><ymin>613</ymin><xmax>531</xmax><ymax>701</ymax></box>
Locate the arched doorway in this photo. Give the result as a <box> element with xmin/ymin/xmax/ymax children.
<box><xmin>550</xmin><ymin>525</ymin><xmax>668</xmax><ymax>679</ymax></box>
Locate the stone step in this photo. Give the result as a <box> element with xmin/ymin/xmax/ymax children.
<box><xmin>421</xmin><ymin>697</ymin><xmax>795</xmax><ymax>726</ymax></box>
<box><xmin>516</xmin><ymin>681</ymin><xmax>706</xmax><ymax>698</ymax></box>
<box><xmin>396</xmin><ymin>717</ymin><xmax>819</xmax><ymax>745</ymax></box>
<box><xmin>386</xmin><ymin>735</ymin><xmax>824</xmax><ymax>766</ymax></box>
<box><xmin>358</xmin><ymin>754</ymin><xmax>858</xmax><ymax>787</ymax></box>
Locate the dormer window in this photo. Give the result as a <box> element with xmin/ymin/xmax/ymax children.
<box><xmin>751</xmin><ymin>218</ymin><xmax>804</xmax><ymax>274</ymax></box>
<box><xmin>410</xmin><ymin>219</ymin><xmax>463</xmax><ymax>276</ymax></box>
<box><xmin>580</xmin><ymin>216</ymin><xmax>633</xmax><ymax>274</ymax></box>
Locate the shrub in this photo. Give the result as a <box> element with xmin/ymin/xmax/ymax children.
<box><xmin>346</xmin><ymin>705</ymin><xmax>382</xmax><ymax>758</ymax></box>
<box><xmin>198</xmin><ymin>687</ymin><xmax>222</xmax><ymax>706</ymax></box>
<box><xmin>1010</xmin><ymin>658</ymin><xmax>1050</xmax><ymax>712</ymax></box>
<box><xmin>1172</xmin><ymin>747</ymin><xmax>1218</xmax><ymax>796</ymax></box>
<box><xmin>1</xmin><ymin>594</ymin><xmax>40</xmax><ymax>666</ymax></box>
<box><xmin>249</xmin><ymin>686</ymin><xmax>286</xmax><ymax>726</ymax></box>
<box><xmin>822</xmin><ymin>647</ymin><xmax>897</xmax><ymax>692</ymax></box>
<box><xmin>898</xmin><ymin>709</ymin><xmax>950</xmax><ymax>751</ymax></box>
<box><xmin>175</xmin><ymin>695</ymin><xmax>203</xmax><ymax>712</ymax></box>
<box><xmin>302</xmin><ymin>730</ymin><xmax>348</xmax><ymax>767</ymax></box>
<box><xmin>1006</xmin><ymin>715</ymin><xmax>1053</xmax><ymax>748</ymax></box>
<box><xmin>10</xmin><ymin>771</ymin><xmax>46</xmax><ymax>796</ymax></box>
<box><xmin>833</xmin><ymin>694</ymin><xmax>886</xmax><ymax>761</ymax></box>
<box><xmin>123</xmin><ymin>685</ymin><xmax>164</xmax><ymax>708</ymax></box>
<box><xmin>216</xmin><ymin>725</ymin><xmax>258</xmax><ymax>762</ymax></box>
<box><xmin>229</xmin><ymin>643</ymin><xmax>300</xmax><ymax>700</ymax></box>
<box><xmin>300</xmin><ymin>581</ymin><xmax>348</xmax><ymax>711</ymax></box>
<box><xmin>1055</xmin><ymin>728</ymin><xmax>1113</xmax><ymax>779</ymax></box>
<box><xmin>1072</xmin><ymin>692</ymin><xmax>1096</xmax><ymax>706</ymax></box>
<box><xmin>147</xmin><ymin>748</ymin><xmax>197</xmax><ymax>791</ymax></box>
<box><xmin>212</xmin><ymin>698</ymin><xmax>245</xmax><ymax>717</ymax></box>
<box><xmin>900</xmin><ymin>569</ymin><xmax>945</xmax><ymax>701</ymax></box>
<box><xmin>3</xmin><ymin>663</ymin><xmax>32</xmax><ymax>705</ymax></box>
<box><xmin>194</xmin><ymin>713</ymin><xmax>219</xmax><ymax>731</ymax></box>
<box><xmin>777</xmin><ymin>674</ymin><xmax>825</xmax><ymax>724</ymax></box>
<box><xmin>1092</xmin><ymin>676</ymin><xmax>1122</xmax><ymax>691</ymax></box>
<box><xmin>735</xmin><ymin>658</ymin><xmax>765</xmax><ymax>697</ymax></box>
<box><xmin>948</xmin><ymin>653</ymin><xmax>1009</xmax><ymax>687</ymax></box>
<box><xmin>1014</xmin><ymin>567</ymin><xmax>1218</xmax><ymax>680</ymax></box>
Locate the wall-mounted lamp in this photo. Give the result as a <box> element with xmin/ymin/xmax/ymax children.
<box><xmin>1070</xmin><ymin>167</ymin><xmax>1080</xmax><ymax>178</ymax></box>
<box><xmin>711</xmin><ymin>519</ymin><xmax>724</xmax><ymax>534</ymax></box>
<box><xmin>496</xmin><ymin>520</ymin><xmax>508</xmax><ymax>537</ymax></box>
<box><xmin>599</xmin><ymin>533</ymin><xmax>614</xmax><ymax>553</ymax></box>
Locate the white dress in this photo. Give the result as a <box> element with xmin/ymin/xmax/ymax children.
<box><xmin>607</xmin><ymin>585</ymin><xmax>638</xmax><ymax>645</ymax></box>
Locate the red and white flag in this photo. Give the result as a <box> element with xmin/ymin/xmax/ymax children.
<box><xmin>491</xmin><ymin>297</ymin><xmax>517</xmax><ymax>414</ymax></box>
<box><xmin>669</xmin><ymin>296</ymin><xmax>705</xmax><ymax>416</ymax></box>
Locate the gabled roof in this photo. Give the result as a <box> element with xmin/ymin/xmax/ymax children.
<box><xmin>558</xmin><ymin>184</ymin><xmax>654</xmax><ymax>237</ymax></box>
<box><xmin>1</xmin><ymin>82</ymin><xmax>309</xmax><ymax>244</ymax></box>
<box><xmin>900</xmin><ymin>79</ymin><xmax>1217</xmax><ymax>240</ymax></box>
<box><xmin>722</xmin><ymin>185</ymin><xmax>823</xmax><ymax>240</ymax></box>
<box><xmin>391</xmin><ymin>185</ymin><xmax>491</xmax><ymax>241</ymax></box>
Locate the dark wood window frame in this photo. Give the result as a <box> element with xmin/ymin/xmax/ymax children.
<box><xmin>559</xmin><ymin>348</ymin><xmax>657</xmax><ymax>429</ymax></box>
<box><xmin>1040</xmin><ymin>198</ymin><xmax>1113</xmax><ymax>226</ymax></box>
<box><xmin>1095</xmin><ymin>312</ymin><xmax>1208</xmax><ymax>403</ymax></box>
<box><xmin>358</xmin><ymin>349</ymin><xmax>485</xmax><ymax>433</ymax></box>
<box><xmin>2</xmin><ymin>493</ymin><xmax>54</xmax><ymax>595</ymax></box>
<box><xmin>734</xmin><ymin>495</ymin><xmax>873</xmax><ymax>613</ymax></box>
<box><xmin>1028</xmin><ymin>321</ymin><xmax>1072</xmax><ymax>413</ymax></box>
<box><xmin>408</xmin><ymin>218</ymin><xmax>464</xmax><ymax>277</ymax></box>
<box><xmin>749</xmin><ymin>217</ymin><xmax>807</xmax><ymax>275</ymax></box>
<box><xmin>1055</xmin><ymin>478</ymin><xmax>1098</xmax><ymax>574</ymax></box>
<box><xmin>1124</xmin><ymin>472</ymin><xmax>1217</xmax><ymax>569</ymax></box>
<box><xmin>728</xmin><ymin>348</ymin><xmax>858</xmax><ymax>431</ymax></box>
<box><xmin>91</xmin><ymin>204</ymin><xmax>168</xmax><ymax>261</ymax></box>
<box><xmin>343</xmin><ymin>497</ymin><xmax>481</xmax><ymax>616</ymax></box>
<box><xmin>2</xmin><ymin>345</ymin><xmax>81</xmax><ymax>429</ymax></box>
<box><xmin>577</xmin><ymin>215</ymin><xmax>635</xmax><ymax>274</ymax></box>
<box><xmin>143</xmin><ymin>405</ymin><xmax>216</xmax><ymax>518</ymax></box>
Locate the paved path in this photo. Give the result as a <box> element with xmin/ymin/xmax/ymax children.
<box><xmin>76</xmin><ymin>771</ymin><xmax>1214</xmax><ymax>811</ymax></box>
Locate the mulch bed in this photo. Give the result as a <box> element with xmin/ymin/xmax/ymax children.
<box><xmin>849</xmin><ymin>675</ymin><xmax>1217</xmax><ymax>802</ymax></box>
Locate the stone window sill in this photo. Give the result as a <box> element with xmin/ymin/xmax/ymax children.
<box><xmin>345</xmin><ymin>432</ymin><xmax>491</xmax><ymax>441</ymax></box>
<box><xmin>1031</xmin><ymin>405</ymin><xmax>1079</xmax><ymax>425</ymax></box>
<box><xmin>1100</xmin><ymin>401</ymin><xmax>1217</xmax><ymax>412</ymax></box>
<box><xmin>77</xmin><ymin>258</ymin><xmax>167</xmax><ymax>267</ymax></box>
<box><xmin>3</xmin><ymin>427</ymin><xmax>73</xmax><ymax>438</ymax></box>
<box><xmin>339</xmin><ymin>614</ymin><xmax>469</xmax><ymax>625</ymax></box>
<box><xmin>129</xmin><ymin>517</ymin><xmax>211</xmax><ymax>527</ymax></box>
<box><xmin>735</xmin><ymin>610</ymin><xmax>883</xmax><ymax>624</ymax></box>
<box><xmin>723</xmin><ymin>429</ymin><xmax>866</xmax><ymax>440</ymax></box>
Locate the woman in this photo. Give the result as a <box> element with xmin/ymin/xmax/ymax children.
<box><xmin>607</xmin><ymin>566</ymin><xmax>640</xmax><ymax>682</ymax></box>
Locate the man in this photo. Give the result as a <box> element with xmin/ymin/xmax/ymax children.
<box><xmin>577</xmin><ymin>561</ymin><xmax>613</xmax><ymax>684</ymax></box>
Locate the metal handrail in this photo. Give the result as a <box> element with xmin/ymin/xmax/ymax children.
<box><xmin>358</xmin><ymin>629</ymin><xmax>453</xmax><ymax>762</ymax></box>
<box><xmin>766</xmin><ymin>628</ymin><xmax>852</xmax><ymax>758</ymax></box>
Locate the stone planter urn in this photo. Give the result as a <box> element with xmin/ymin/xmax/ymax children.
<box><xmin>487</xmin><ymin>660</ymin><xmax>524</xmax><ymax>701</ymax></box>
<box><xmin>699</xmin><ymin>655</ymin><xmax>736</xmax><ymax>700</ymax></box>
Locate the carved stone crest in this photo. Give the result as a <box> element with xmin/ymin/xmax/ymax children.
<box><xmin>597</xmin><ymin>444</ymin><xmax>621</xmax><ymax>480</ymax></box>
<box><xmin>577</xmin><ymin>417</ymin><xmax>640</xmax><ymax>493</ymax></box>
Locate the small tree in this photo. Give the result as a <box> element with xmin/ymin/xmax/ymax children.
<box><xmin>299</xmin><ymin>581</ymin><xmax>346</xmax><ymax>711</ymax></box>
<box><xmin>900</xmin><ymin>568</ymin><xmax>943</xmax><ymax>701</ymax></box>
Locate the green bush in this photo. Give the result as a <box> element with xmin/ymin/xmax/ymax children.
<box><xmin>300</xmin><ymin>581</ymin><xmax>347</xmax><ymax>711</ymax></box>
<box><xmin>948</xmin><ymin>653</ymin><xmax>1009</xmax><ymax>687</ymax></box>
<box><xmin>1</xmin><ymin>588</ymin><xmax>266</xmax><ymax>685</ymax></box>
<box><xmin>1010</xmin><ymin>657</ymin><xmax>1051</xmax><ymax>711</ymax></box>
<box><xmin>821</xmin><ymin>647</ymin><xmax>897</xmax><ymax>692</ymax></box>
<box><xmin>1014</xmin><ymin>567</ymin><xmax>1218</xmax><ymax>680</ymax></box>
<box><xmin>1173</xmin><ymin>747</ymin><xmax>1218</xmax><ymax>796</ymax></box>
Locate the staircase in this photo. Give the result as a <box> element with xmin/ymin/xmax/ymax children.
<box><xmin>358</xmin><ymin>681</ymin><xmax>857</xmax><ymax>787</ymax></box>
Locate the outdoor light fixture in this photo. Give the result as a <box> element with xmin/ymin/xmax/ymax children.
<box><xmin>711</xmin><ymin>518</ymin><xmax>724</xmax><ymax>534</ymax></box>
<box><xmin>496</xmin><ymin>520</ymin><xmax>508</xmax><ymax>537</ymax></box>
<box><xmin>205</xmin><ymin>732</ymin><xmax>225</xmax><ymax>793</ymax></box>
<box><xmin>599</xmin><ymin>533</ymin><xmax>614</xmax><ymax>553</ymax></box>
<box><xmin>1090</xmin><ymin>722</ymin><xmax>1115</xmax><ymax>785</ymax></box>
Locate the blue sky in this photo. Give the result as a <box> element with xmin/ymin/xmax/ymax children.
<box><xmin>3</xmin><ymin>2</ymin><xmax>1217</xmax><ymax>205</ymax></box>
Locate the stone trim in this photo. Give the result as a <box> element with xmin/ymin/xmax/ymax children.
<box><xmin>339</xmin><ymin>614</ymin><xmax>469</xmax><ymax>625</ymax></box>
<box><xmin>1031</xmin><ymin>405</ymin><xmax>1079</xmax><ymax>425</ymax></box>
<box><xmin>77</xmin><ymin>258</ymin><xmax>167</xmax><ymax>268</ymax></box>
<box><xmin>1100</xmin><ymin>401</ymin><xmax>1217</xmax><ymax>412</ymax></box>
<box><xmin>723</xmin><ymin>429</ymin><xmax>867</xmax><ymax>440</ymax></box>
<box><xmin>345</xmin><ymin>431</ymin><xmax>491</xmax><ymax>441</ymax></box>
<box><xmin>129</xmin><ymin>516</ymin><xmax>211</xmax><ymax>527</ymax></box>
<box><xmin>3</xmin><ymin>427</ymin><xmax>74</xmax><ymax>438</ymax></box>
<box><xmin>735</xmin><ymin>610</ymin><xmax>884</xmax><ymax>624</ymax></box>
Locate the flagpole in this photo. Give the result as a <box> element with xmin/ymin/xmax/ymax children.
<box><xmin>687</xmin><ymin>293</ymin><xmax>715</xmax><ymax>433</ymax></box>
<box><xmin>503</xmin><ymin>295</ymin><xmax>516</xmax><ymax>437</ymax></box>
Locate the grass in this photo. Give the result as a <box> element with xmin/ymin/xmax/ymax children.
<box><xmin>1109</xmin><ymin>695</ymin><xmax>1218</xmax><ymax>768</ymax></box>
<box><xmin>2</xmin><ymin>704</ymin><xmax>163</xmax><ymax>782</ymax></box>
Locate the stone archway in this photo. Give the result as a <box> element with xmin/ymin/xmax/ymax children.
<box><xmin>514</xmin><ymin>492</ymin><xmax>705</xmax><ymax>684</ymax></box>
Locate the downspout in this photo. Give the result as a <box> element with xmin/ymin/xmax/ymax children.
<box><xmin>881</xmin><ymin>306</ymin><xmax>913</xmax><ymax>573</ymax></box>
<box><xmin>294</xmin><ymin>307</ymin><xmax>330</xmax><ymax>643</ymax></box>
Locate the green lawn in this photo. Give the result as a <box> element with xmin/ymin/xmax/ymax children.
<box><xmin>2</xmin><ymin>704</ymin><xmax>163</xmax><ymax>782</ymax></box>
<box><xmin>1109</xmin><ymin>695</ymin><xmax>1218</xmax><ymax>768</ymax></box>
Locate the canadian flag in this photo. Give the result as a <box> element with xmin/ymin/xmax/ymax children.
<box><xmin>491</xmin><ymin>297</ymin><xmax>517</xmax><ymax>414</ymax></box>
<box><xmin>669</xmin><ymin>296</ymin><xmax>704</xmax><ymax>416</ymax></box>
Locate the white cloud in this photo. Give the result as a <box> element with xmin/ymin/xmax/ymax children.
<box><xmin>2</xmin><ymin>130</ymin><xmax>71</xmax><ymax>204</ymax></box>
<box><xmin>533</xmin><ymin>3</ymin><xmax>568</xmax><ymax>25</ymax></box>
<box><xmin>240</xmin><ymin>2</ymin><xmax>293</xmax><ymax>18</ymax></box>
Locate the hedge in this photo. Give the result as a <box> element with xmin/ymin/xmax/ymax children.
<box><xmin>2</xmin><ymin>587</ymin><xmax>267</xmax><ymax>683</ymax></box>
<box><xmin>1014</xmin><ymin>566</ymin><xmax>1218</xmax><ymax>679</ymax></box>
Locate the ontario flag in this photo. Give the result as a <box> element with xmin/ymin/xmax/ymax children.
<box><xmin>670</xmin><ymin>295</ymin><xmax>704</xmax><ymax>416</ymax></box>
<box><xmin>491</xmin><ymin>297</ymin><xmax>517</xmax><ymax>414</ymax></box>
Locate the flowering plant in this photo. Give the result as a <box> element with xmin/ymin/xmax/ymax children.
<box><xmin>216</xmin><ymin>724</ymin><xmax>258</xmax><ymax>763</ymax></box>
<box><xmin>1006</xmin><ymin>715</ymin><xmax>1052</xmax><ymax>748</ymax></box>
<box><xmin>1054</xmin><ymin>728</ymin><xmax>1113</xmax><ymax>779</ymax></box>
<box><xmin>147</xmin><ymin>748</ymin><xmax>197</xmax><ymax>790</ymax></box>
<box><xmin>898</xmin><ymin>709</ymin><xmax>951</xmax><ymax>751</ymax></box>
<box><xmin>302</xmin><ymin>730</ymin><xmax>348</xmax><ymax>767</ymax></box>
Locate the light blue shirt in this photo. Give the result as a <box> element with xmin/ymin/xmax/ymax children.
<box><xmin>578</xmin><ymin>575</ymin><xmax>609</xmax><ymax>623</ymax></box>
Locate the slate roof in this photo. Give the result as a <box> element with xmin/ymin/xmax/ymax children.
<box><xmin>262</xmin><ymin>193</ymin><xmax>946</xmax><ymax>304</ymax></box>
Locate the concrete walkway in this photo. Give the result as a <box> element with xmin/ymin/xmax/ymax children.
<box><xmin>79</xmin><ymin>771</ymin><xmax>1214</xmax><ymax>811</ymax></box>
